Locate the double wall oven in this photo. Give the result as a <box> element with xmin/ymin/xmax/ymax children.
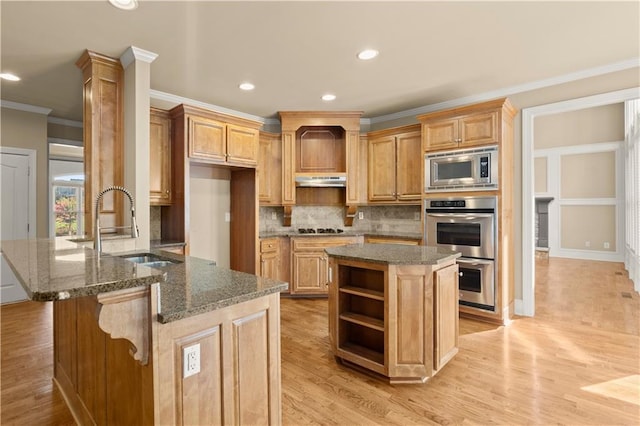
<box><xmin>425</xmin><ymin>196</ymin><xmax>497</xmax><ymax>311</ymax></box>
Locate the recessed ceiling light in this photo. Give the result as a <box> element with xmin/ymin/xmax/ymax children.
<box><xmin>357</xmin><ymin>49</ymin><xmax>379</xmax><ymax>60</ymax></box>
<box><xmin>108</xmin><ymin>0</ymin><xmax>138</xmax><ymax>11</ymax></box>
<box><xmin>0</xmin><ymin>73</ymin><xmax>21</xmax><ymax>81</ymax></box>
<box><xmin>239</xmin><ymin>82</ymin><xmax>255</xmax><ymax>91</ymax></box>
<box><xmin>322</xmin><ymin>94</ymin><xmax>336</xmax><ymax>101</ymax></box>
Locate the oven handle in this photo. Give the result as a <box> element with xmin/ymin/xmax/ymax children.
<box><xmin>426</xmin><ymin>213</ymin><xmax>494</xmax><ymax>219</ymax></box>
<box><xmin>456</xmin><ymin>258</ymin><xmax>494</xmax><ymax>266</ymax></box>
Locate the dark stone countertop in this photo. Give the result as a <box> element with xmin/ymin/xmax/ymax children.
<box><xmin>133</xmin><ymin>249</ymin><xmax>288</xmax><ymax>324</ymax></box>
<box><xmin>0</xmin><ymin>239</ymin><xmax>165</xmax><ymax>301</ymax></box>
<box><xmin>0</xmin><ymin>239</ymin><xmax>288</xmax><ymax>324</ymax></box>
<box><xmin>325</xmin><ymin>243</ymin><xmax>460</xmax><ymax>265</ymax></box>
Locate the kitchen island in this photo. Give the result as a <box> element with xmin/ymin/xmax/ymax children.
<box><xmin>326</xmin><ymin>243</ymin><xmax>460</xmax><ymax>383</ymax></box>
<box><xmin>0</xmin><ymin>239</ymin><xmax>288</xmax><ymax>425</ymax></box>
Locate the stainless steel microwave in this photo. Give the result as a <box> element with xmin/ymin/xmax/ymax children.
<box><xmin>425</xmin><ymin>145</ymin><xmax>498</xmax><ymax>192</ymax></box>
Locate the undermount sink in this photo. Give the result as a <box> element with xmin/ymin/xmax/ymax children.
<box><xmin>118</xmin><ymin>253</ymin><xmax>182</xmax><ymax>268</ymax></box>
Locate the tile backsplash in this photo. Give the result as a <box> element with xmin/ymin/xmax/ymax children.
<box><xmin>150</xmin><ymin>206</ymin><xmax>161</xmax><ymax>240</ymax></box>
<box><xmin>259</xmin><ymin>205</ymin><xmax>421</xmax><ymax>235</ymax></box>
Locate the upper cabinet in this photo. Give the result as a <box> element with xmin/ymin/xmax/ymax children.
<box><xmin>149</xmin><ymin>107</ymin><xmax>172</xmax><ymax>205</ymax></box>
<box><xmin>421</xmin><ymin>109</ymin><xmax>499</xmax><ymax>152</ymax></box>
<box><xmin>171</xmin><ymin>104</ymin><xmax>261</xmax><ymax>168</ymax></box>
<box><xmin>367</xmin><ymin>125</ymin><xmax>422</xmax><ymax>203</ymax></box>
<box><xmin>258</xmin><ymin>131</ymin><xmax>282</xmax><ymax>205</ymax></box>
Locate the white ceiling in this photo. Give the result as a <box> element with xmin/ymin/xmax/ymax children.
<box><xmin>1</xmin><ymin>1</ymin><xmax>639</xmax><ymax>123</ymax></box>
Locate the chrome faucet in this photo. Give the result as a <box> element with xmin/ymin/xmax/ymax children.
<box><xmin>94</xmin><ymin>186</ymin><xmax>139</xmax><ymax>253</ymax></box>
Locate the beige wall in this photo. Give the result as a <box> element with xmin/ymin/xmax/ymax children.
<box><xmin>1</xmin><ymin>107</ymin><xmax>49</xmax><ymax>237</ymax></box>
<box><xmin>189</xmin><ymin>164</ymin><xmax>231</xmax><ymax>268</ymax></box>
<box><xmin>561</xmin><ymin>151</ymin><xmax>616</xmax><ymax>199</ymax></box>
<box><xmin>47</xmin><ymin>122</ymin><xmax>82</xmax><ymax>143</ymax></box>
<box><xmin>534</xmin><ymin>157</ymin><xmax>547</xmax><ymax>193</ymax></box>
<box><xmin>561</xmin><ymin>205</ymin><xmax>616</xmax><ymax>251</ymax></box>
<box><xmin>534</xmin><ymin>103</ymin><xmax>624</xmax><ymax>149</ymax></box>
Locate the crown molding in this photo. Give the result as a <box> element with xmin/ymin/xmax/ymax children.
<box><xmin>0</xmin><ymin>100</ymin><xmax>52</xmax><ymax>115</ymax></box>
<box><xmin>47</xmin><ymin>116</ymin><xmax>83</xmax><ymax>128</ymax></box>
<box><xmin>369</xmin><ymin>57</ymin><xmax>640</xmax><ymax>124</ymax></box>
<box><xmin>120</xmin><ymin>46</ymin><xmax>158</xmax><ymax>68</ymax></box>
<box><xmin>150</xmin><ymin>89</ymin><xmax>272</xmax><ymax>125</ymax></box>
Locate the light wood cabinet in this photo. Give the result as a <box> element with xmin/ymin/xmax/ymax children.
<box><xmin>433</xmin><ymin>263</ymin><xmax>459</xmax><ymax>372</ymax></box>
<box><xmin>173</xmin><ymin>104</ymin><xmax>260</xmax><ymax>168</ymax></box>
<box><xmin>364</xmin><ymin>236</ymin><xmax>421</xmax><ymax>245</ymax></box>
<box><xmin>149</xmin><ymin>108</ymin><xmax>172</xmax><ymax>205</ymax></box>
<box><xmin>76</xmin><ymin>50</ymin><xmax>124</xmax><ymax>237</ymax></box>
<box><xmin>422</xmin><ymin>111</ymin><xmax>499</xmax><ymax>152</ymax></box>
<box><xmin>368</xmin><ymin>125</ymin><xmax>422</xmax><ymax>203</ymax></box>
<box><xmin>260</xmin><ymin>237</ymin><xmax>280</xmax><ymax>280</ymax></box>
<box><xmin>258</xmin><ymin>131</ymin><xmax>282</xmax><ymax>205</ymax></box>
<box><xmin>419</xmin><ymin>97</ymin><xmax>517</xmax><ymax>325</ymax></box>
<box><xmin>290</xmin><ymin>236</ymin><xmax>362</xmax><ymax>295</ymax></box>
<box><xmin>328</xmin><ymin>256</ymin><xmax>459</xmax><ymax>383</ymax></box>
<box><xmin>278</xmin><ymin>112</ymin><xmax>363</xmax><ymax>226</ymax></box>
<box><xmin>54</xmin><ymin>287</ymin><xmax>282</xmax><ymax>425</ymax></box>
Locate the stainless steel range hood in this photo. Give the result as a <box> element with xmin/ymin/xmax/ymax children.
<box><xmin>295</xmin><ymin>173</ymin><xmax>347</xmax><ymax>188</ymax></box>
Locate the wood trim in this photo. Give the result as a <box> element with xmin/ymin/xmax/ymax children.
<box><xmin>97</xmin><ymin>286</ymin><xmax>151</xmax><ymax>365</ymax></box>
<box><xmin>279</xmin><ymin>111</ymin><xmax>363</xmax><ymax>132</ymax></box>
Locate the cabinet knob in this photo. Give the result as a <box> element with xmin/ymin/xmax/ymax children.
<box><xmin>459</xmin><ymin>272</ymin><xmax>463</xmax><ymax>277</ymax></box>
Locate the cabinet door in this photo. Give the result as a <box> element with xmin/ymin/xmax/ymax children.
<box><xmin>423</xmin><ymin>118</ymin><xmax>459</xmax><ymax>151</ymax></box>
<box><xmin>433</xmin><ymin>263</ymin><xmax>459</xmax><ymax>372</ymax></box>
<box><xmin>291</xmin><ymin>251</ymin><xmax>328</xmax><ymax>294</ymax></box>
<box><xmin>459</xmin><ymin>111</ymin><xmax>498</xmax><ymax>148</ymax></box>
<box><xmin>226</xmin><ymin>124</ymin><xmax>258</xmax><ymax>167</ymax></box>
<box><xmin>187</xmin><ymin>115</ymin><xmax>226</xmax><ymax>162</ymax></box>
<box><xmin>368</xmin><ymin>135</ymin><xmax>397</xmax><ymax>201</ymax></box>
<box><xmin>149</xmin><ymin>109</ymin><xmax>172</xmax><ymax>205</ymax></box>
<box><xmin>387</xmin><ymin>265</ymin><xmax>431</xmax><ymax>380</ymax></box>
<box><xmin>258</xmin><ymin>133</ymin><xmax>282</xmax><ymax>204</ymax></box>
<box><xmin>395</xmin><ymin>131</ymin><xmax>422</xmax><ymax>201</ymax></box>
<box><xmin>260</xmin><ymin>251</ymin><xmax>279</xmax><ymax>280</ymax></box>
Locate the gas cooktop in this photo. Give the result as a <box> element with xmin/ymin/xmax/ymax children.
<box><xmin>297</xmin><ymin>228</ymin><xmax>345</xmax><ymax>234</ymax></box>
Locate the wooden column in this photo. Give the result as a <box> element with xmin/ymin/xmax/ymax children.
<box><xmin>76</xmin><ymin>50</ymin><xmax>124</xmax><ymax>238</ymax></box>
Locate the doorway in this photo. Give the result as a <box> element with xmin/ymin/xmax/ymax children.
<box><xmin>0</xmin><ymin>148</ymin><xmax>36</xmax><ymax>303</ymax></box>
<box><xmin>521</xmin><ymin>88</ymin><xmax>640</xmax><ymax>316</ymax></box>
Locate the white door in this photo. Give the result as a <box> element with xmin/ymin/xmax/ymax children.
<box><xmin>1</xmin><ymin>152</ymin><xmax>30</xmax><ymax>303</ymax></box>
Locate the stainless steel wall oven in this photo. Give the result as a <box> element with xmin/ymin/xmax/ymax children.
<box><xmin>425</xmin><ymin>196</ymin><xmax>497</xmax><ymax>311</ymax></box>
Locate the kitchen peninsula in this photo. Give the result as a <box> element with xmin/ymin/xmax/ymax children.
<box><xmin>326</xmin><ymin>243</ymin><xmax>460</xmax><ymax>383</ymax></box>
<box><xmin>0</xmin><ymin>239</ymin><xmax>287</xmax><ymax>425</ymax></box>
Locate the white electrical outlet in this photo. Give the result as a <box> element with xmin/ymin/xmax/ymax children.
<box><xmin>604</xmin><ymin>242</ymin><xmax>610</xmax><ymax>249</ymax></box>
<box><xmin>271</xmin><ymin>211</ymin><xmax>277</xmax><ymax>220</ymax></box>
<box><xmin>358</xmin><ymin>211</ymin><xmax>364</xmax><ymax>220</ymax></box>
<box><xmin>224</xmin><ymin>212</ymin><xmax>231</xmax><ymax>222</ymax></box>
<box><xmin>183</xmin><ymin>343</ymin><xmax>201</xmax><ymax>378</ymax></box>
<box><xmin>585</xmin><ymin>241</ymin><xmax>591</xmax><ymax>248</ymax></box>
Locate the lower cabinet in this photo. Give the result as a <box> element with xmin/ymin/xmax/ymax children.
<box><xmin>290</xmin><ymin>236</ymin><xmax>362</xmax><ymax>295</ymax></box>
<box><xmin>328</xmin><ymin>257</ymin><xmax>459</xmax><ymax>383</ymax></box>
<box><xmin>364</xmin><ymin>235</ymin><xmax>421</xmax><ymax>245</ymax></box>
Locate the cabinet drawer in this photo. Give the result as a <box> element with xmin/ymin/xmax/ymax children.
<box><xmin>260</xmin><ymin>238</ymin><xmax>279</xmax><ymax>253</ymax></box>
<box><xmin>291</xmin><ymin>236</ymin><xmax>361</xmax><ymax>251</ymax></box>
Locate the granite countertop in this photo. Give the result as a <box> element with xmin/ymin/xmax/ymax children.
<box><xmin>0</xmin><ymin>239</ymin><xmax>165</xmax><ymax>301</ymax></box>
<box><xmin>325</xmin><ymin>243</ymin><xmax>460</xmax><ymax>265</ymax></box>
<box><xmin>131</xmin><ymin>249</ymin><xmax>288</xmax><ymax>324</ymax></box>
<box><xmin>0</xmin><ymin>239</ymin><xmax>288</xmax><ymax>324</ymax></box>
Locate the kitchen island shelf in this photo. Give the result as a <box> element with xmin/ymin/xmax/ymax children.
<box><xmin>339</xmin><ymin>286</ymin><xmax>384</xmax><ymax>300</ymax></box>
<box><xmin>327</xmin><ymin>243</ymin><xmax>460</xmax><ymax>384</ymax></box>
<box><xmin>339</xmin><ymin>312</ymin><xmax>385</xmax><ymax>331</ymax></box>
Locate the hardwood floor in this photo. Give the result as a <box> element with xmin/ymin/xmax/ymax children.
<box><xmin>1</xmin><ymin>258</ymin><xmax>638</xmax><ymax>425</ymax></box>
